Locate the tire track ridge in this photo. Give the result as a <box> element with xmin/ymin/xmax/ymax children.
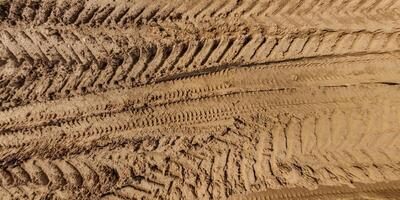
<box><xmin>2</xmin><ymin>0</ymin><xmax>400</xmax><ymax>30</ymax></box>
<box><xmin>1</xmin><ymin>112</ymin><xmax>400</xmax><ymax>199</ymax></box>
<box><xmin>1</xmin><ymin>85</ymin><xmax>399</xmax><ymax>165</ymax></box>
<box><xmin>1</xmin><ymin>28</ymin><xmax>400</xmax><ymax>109</ymax></box>
<box><xmin>1</xmin><ymin>53</ymin><xmax>400</xmax><ymax>132</ymax></box>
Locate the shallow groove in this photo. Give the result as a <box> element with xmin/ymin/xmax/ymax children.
<box><xmin>235</xmin><ymin>181</ymin><xmax>400</xmax><ymax>199</ymax></box>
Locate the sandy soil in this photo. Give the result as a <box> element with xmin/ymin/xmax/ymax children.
<box><xmin>0</xmin><ymin>0</ymin><xmax>400</xmax><ymax>199</ymax></box>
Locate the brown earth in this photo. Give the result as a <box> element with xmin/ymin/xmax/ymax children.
<box><xmin>1</xmin><ymin>0</ymin><xmax>400</xmax><ymax>199</ymax></box>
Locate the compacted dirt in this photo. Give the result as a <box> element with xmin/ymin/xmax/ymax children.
<box><xmin>1</xmin><ymin>0</ymin><xmax>400</xmax><ymax>199</ymax></box>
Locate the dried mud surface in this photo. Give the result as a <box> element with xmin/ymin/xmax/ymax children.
<box><xmin>1</xmin><ymin>0</ymin><xmax>400</xmax><ymax>199</ymax></box>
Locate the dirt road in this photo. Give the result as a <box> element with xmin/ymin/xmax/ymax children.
<box><xmin>0</xmin><ymin>0</ymin><xmax>400</xmax><ymax>199</ymax></box>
